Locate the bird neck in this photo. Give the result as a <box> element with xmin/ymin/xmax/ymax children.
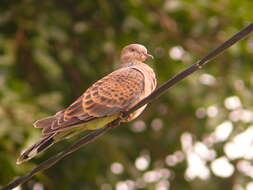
<box><xmin>120</xmin><ymin>61</ymin><xmax>143</xmax><ymax>68</ymax></box>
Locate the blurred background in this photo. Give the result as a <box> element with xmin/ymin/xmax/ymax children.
<box><xmin>0</xmin><ymin>0</ymin><xmax>253</xmax><ymax>190</ymax></box>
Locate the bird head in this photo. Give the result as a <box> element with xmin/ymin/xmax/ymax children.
<box><xmin>120</xmin><ymin>44</ymin><xmax>153</xmax><ymax>64</ymax></box>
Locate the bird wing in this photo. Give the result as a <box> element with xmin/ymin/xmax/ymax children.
<box><xmin>35</xmin><ymin>67</ymin><xmax>145</xmax><ymax>136</ymax></box>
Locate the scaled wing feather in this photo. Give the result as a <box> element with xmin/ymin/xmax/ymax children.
<box><xmin>37</xmin><ymin>67</ymin><xmax>145</xmax><ymax>135</ymax></box>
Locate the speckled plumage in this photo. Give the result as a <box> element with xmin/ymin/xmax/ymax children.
<box><xmin>17</xmin><ymin>44</ymin><xmax>157</xmax><ymax>164</ymax></box>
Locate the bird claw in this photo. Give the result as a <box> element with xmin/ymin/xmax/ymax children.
<box><xmin>119</xmin><ymin>110</ymin><xmax>128</xmax><ymax>121</ymax></box>
<box><xmin>108</xmin><ymin>111</ymin><xmax>127</xmax><ymax>128</ymax></box>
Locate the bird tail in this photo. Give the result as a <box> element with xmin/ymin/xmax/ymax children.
<box><xmin>16</xmin><ymin>134</ymin><xmax>56</xmax><ymax>164</ymax></box>
<box><xmin>33</xmin><ymin>115</ymin><xmax>56</xmax><ymax>129</ymax></box>
<box><xmin>17</xmin><ymin>114</ymin><xmax>86</xmax><ymax>164</ymax></box>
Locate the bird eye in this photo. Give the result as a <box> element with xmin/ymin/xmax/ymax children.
<box><xmin>130</xmin><ymin>48</ymin><xmax>135</xmax><ymax>52</ymax></box>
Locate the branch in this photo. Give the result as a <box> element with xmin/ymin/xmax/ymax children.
<box><xmin>1</xmin><ymin>23</ymin><xmax>253</xmax><ymax>190</ymax></box>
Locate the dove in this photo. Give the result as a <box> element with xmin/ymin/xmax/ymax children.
<box><xmin>17</xmin><ymin>44</ymin><xmax>157</xmax><ymax>164</ymax></box>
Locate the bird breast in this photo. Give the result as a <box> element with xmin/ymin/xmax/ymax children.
<box><xmin>123</xmin><ymin>63</ymin><xmax>157</xmax><ymax>122</ymax></box>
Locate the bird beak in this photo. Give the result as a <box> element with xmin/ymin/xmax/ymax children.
<box><xmin>143</xmin><ymin>53</ymin><xmax>154</xmax><ymax>59</ymax></box>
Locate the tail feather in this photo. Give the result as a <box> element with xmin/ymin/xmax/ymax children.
<box><xmin>17</xmin><ymin>113</ymin><xmax>84</xmax><ymax>164</ymax></box>
<box><xmin>34</xmin><ymin>116</ymin><xmax>56</xmax><ymax>128</ymax></box>
<box><xmin>16</xmin><ymin>134</ymin><xmax>56</xmax><ymax>164</ymax></box>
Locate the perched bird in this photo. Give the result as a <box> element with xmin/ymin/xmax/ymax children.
<box><xmin>17</xmin><ymin>44</ymin><xmax>157</xmax><ymax>164</ymax></box>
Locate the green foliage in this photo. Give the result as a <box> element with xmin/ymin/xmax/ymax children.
<box><xmin>0</xmin><ymin>0</ymin><xmax>253</xmax><ymax>189</ymax></box>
